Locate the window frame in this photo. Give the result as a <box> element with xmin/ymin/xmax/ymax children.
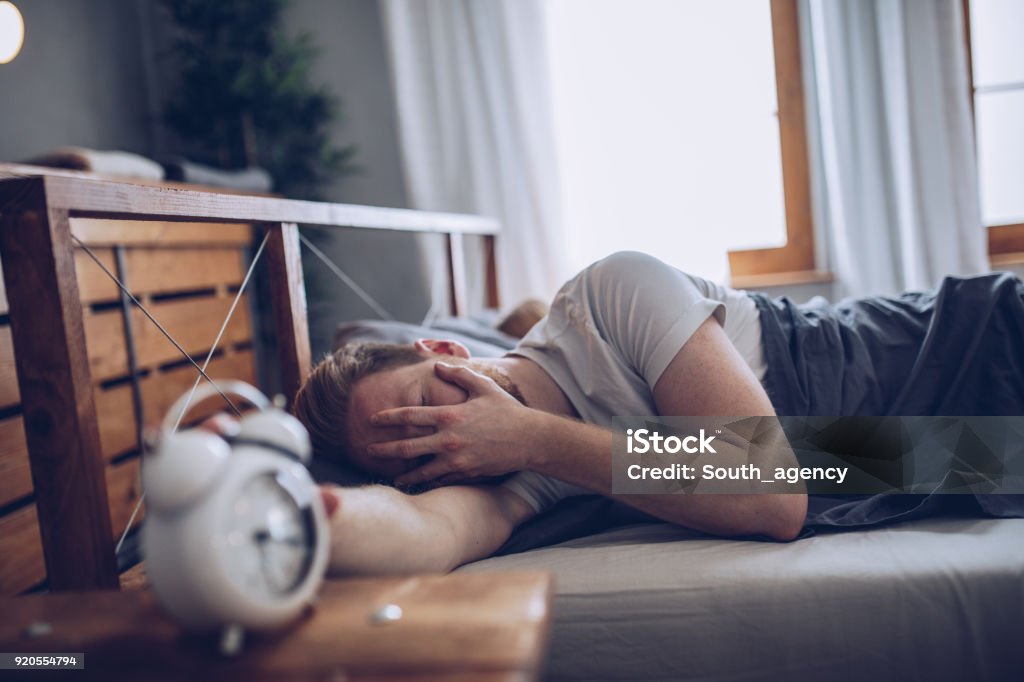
<box><xmin>732</xmin><ymin>0</ymin><xmax>1024</xmax><ymax>285</ymax></box>
<box><xmin>962</xmin><ymin>0</ymin><xmax>1024</xmax><ymax>265</ymax></box>
<box><xmin>726</xmin><ymin>0</ymin><xmax>828</xmax><ymax>288</ymax></box>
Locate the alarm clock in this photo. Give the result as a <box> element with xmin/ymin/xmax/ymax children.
<box><xmin>142</xmin><ymin>381</ymin><xmax>329</xmax><ymax>645</ymax></box>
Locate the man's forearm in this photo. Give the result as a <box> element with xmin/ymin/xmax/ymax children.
<box><xmin>324</xmin><ymin>485</ymin><xmax>456</xmax><ymax>576</ymax></box>
<box><xmin>525</xmin><ymin>412</ymin><xmax>806</xmax><ymax>541</ymax></box>
<box><xmin>324</xmin><ymin>483</ymin><xmax>532</xmax><ymax>577</ymax></box>
<box><xmin>526</xmin><ymin>413</ymin><xmax>613</xmax><ymax>492</ymax></box>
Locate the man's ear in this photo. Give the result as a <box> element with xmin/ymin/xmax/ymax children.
<box><xmin>414</xmin><ymin>338</ymin><xmax>471</xmax><ymax>359</ymax></box>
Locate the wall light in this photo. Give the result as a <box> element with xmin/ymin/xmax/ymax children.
<box><xmin>0</xmin><ymin>1</ymin><xmax>25</xmax><ymax>64</ymax></box>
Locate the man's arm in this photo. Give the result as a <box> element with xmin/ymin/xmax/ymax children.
<box><xmin>197</xmin><ymin>414</ymin><xmax>536</xmax><ymax>575</ymax></box>
<box><xmin>525</xmin><ymin>317</ymin><xmax>807</xmax><ymax>540</ymax></box>
<box><xmin>322</xmin><ymin>483</ymin><xmax>535</xmax><ymax>576</ymax></box>
<box><xmin>516</xmin><ymin>319</ymin><xmax>802</xmax><ymax>540</ymax></box>
<box><xmin>371</xmin><ymin>317</ymin><xmax>807</xmax><ymax>541</ymax></box>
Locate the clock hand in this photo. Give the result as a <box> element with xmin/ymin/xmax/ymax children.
<box><xmin>254</xmin><ymin>531</ymin><xmax>295</xmax><ymax>589</ymax></box>
<box><xmin>253</xmin><ymin>528</ymin><xmax>303</xmax><ymax>547</ymax></box>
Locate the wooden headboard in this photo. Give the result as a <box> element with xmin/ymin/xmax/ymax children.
<box><xmin>0</xmin><ymin>218</ymin><xmax>259</xmax><ymax>595</ymax></box>
<box><xmin>0</xmin><ymin>171</ymin><xmax>500</xmax><ymax>594</ymax></box>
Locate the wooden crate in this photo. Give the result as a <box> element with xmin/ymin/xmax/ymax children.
<box><xmin>0</xmin><ymin>220</ymin><xmax>259</xmax><ymax>595</ymax></box>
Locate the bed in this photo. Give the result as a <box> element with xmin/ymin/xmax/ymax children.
<box><xmin>2</xmin><ymin>170</ymin><xmax>1021</xmax><ymax>681</ymax></box>
<box><xmin>333</xmin><ymin>303</ymin><xmax>1024</xmax><ymax>682</ymax></box>
<box><xmin>465</xmin><ymin>518</ymin><xmax>1024</xmax><ymax>681</ymax></box>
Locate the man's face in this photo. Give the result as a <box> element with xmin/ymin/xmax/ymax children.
<box><xmin>346</xmin><ymin>355</ymin><xmax>524</xmax><ymax>480</ymax></box>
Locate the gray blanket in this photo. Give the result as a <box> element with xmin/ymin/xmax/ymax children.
<box><xmin>750</xmin><ymin>272</ymin><xmax>1024</xmax><ymax>531</ymax></box>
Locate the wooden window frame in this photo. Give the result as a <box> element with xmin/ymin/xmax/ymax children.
<box><xmin>732</xmin><ymin>0</ymin><xmax>1024</xmax><ymax>285</ymax></box>
<box><xmin>727</xmin><ymin>0</ymin><xmax>828</xmax><ymax>289</ymax></box>
<box><xmin>962</xmin><ymin>0</ymin><xmax>1024</xmax><ymax>266</ymax></box>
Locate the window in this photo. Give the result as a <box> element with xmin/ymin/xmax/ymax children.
<box><xmin>964</xmin><ymin>0</ymin><xmax>1024</xmax><ymax>262</ymax></box>
<box><xmin>544</xmin><ymin>0</ymin><xmax>816</xmax><ymax>286</ymax></box>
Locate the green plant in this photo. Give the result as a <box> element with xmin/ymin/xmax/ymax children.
<box><xmin>160</xmin><ymin>0</ymin><xmax>356</xmax><ymax>198</ymax></box>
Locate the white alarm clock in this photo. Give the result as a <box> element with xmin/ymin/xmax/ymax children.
<box><xmin>142</xmin><ymin>381</ymin><xmax>329</xmax><ymax>646</ymax></box>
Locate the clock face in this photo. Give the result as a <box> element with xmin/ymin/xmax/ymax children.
<box><xmin>220</xmin><ymin>470</ymin><xmax>317</xmax><ymax>598</ymax></box>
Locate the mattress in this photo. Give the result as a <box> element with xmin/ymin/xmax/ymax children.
<box><xmin>461</xmin><ymin>517</ymin><xmax>1024</xmax><ymax>681</ymax></box>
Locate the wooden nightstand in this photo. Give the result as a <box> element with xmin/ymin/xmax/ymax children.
<box><xmin>0</xmin><ymin>571</ymin><xmax>552</xmax><ymax>681</ymax></box>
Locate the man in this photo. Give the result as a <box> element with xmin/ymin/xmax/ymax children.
<box><xmin>291</xmin><ymin>251</ymin><xmax>1024</xmax><ymax>576</ymax></box>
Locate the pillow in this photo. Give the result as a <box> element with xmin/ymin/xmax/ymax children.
<box><xmin>333</xmin><ymin>318</ymin><xmax>515</xmax><ymax>357</ymax></box>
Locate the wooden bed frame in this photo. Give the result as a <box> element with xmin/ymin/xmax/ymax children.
<box><xmin>0</xmin><ymin>171</ymin><xmax>500</xmax><ymax>594</ymax></box>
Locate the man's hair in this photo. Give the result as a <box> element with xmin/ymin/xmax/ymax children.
<box><xmin>292</xmin><ymin>343</ymin><xmax>425</xmax><ymax>462</ymax></box>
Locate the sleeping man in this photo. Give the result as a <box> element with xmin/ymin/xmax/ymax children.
<box><xmin>287</xmin><ymin>251</ymin><xmax>1024</xmax><ymax>575</ymax></box>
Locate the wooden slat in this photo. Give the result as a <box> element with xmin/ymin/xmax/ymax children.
<box><xmin>129</xmin><ymin>296</ymin><xmax>250</xmax><ymax>372</ymax></box>
<box><xmin>95</xmin><ymin>383</ymin><xmax>138</xmax><ymax>461</ymax></box>
<box><xmin>124</xmin><ymin>248</ymin><xmax>244</xmax><ymax>294</ymax></box>
<box><xmin>2</xmin><ymin>269</ymin><xmax>251</xmax><ymax>406</ymax></box>
<box><xmin>0</xmin><ymin>326</ymin><xmax>18</xmax><ymax>409</ymax></box>
<box><xmin>446</xmin><ymin>233</ymin><xmax>467</xmax><ymax>316</ymax></box>
<box><xmin>0</xmin><ymin>505</ymin><xmax>46</xmax><ymax>595</ymax></box>
<box><xmin>10</xmin><ymin>175</ymin><xmax>500</xmax><ymax>235</ymax></box>
<box><xmin>76</xmin><ymin>245</ymin><xmax>247</xmax><ymax>305</ymax></box>
<box><xmin>138</xmin><ymin>349</ymin><xmax>257</xmax><ymax>427</ymax></box>
<box><xmin>0</xmin><ymin>189</ymin><xmax>118</xmax><ymax>591</ymax></box>
<box><xmin>84</xmin><ymin>294</ymin><xmax>252</xmax><ymax>381</ymax></box>
<box><xmin>0</xmin><ymin>259</ymin><xmax>6</xmax><ymax>315</ymax></box>
<box><xmin>74</xmin><ymin>246</ymin><xmax>120</xmax><ymax>303</ymax></box>
<box><xmin>71</xmin><ymin>219</ymin><xmax>252</xmax><ymax>247</ymax></box>
<box><xmin>0</xmin><ymin>162</ymin><xmax>276</xmax><ymax>197</ymax></box>
<box><xmin>106</xmin><ymin>457</ymin><xmax>143</xmax><ymax>539</ymax></box>
<box><xmin>484</xmin><ymin>234</ymin><xmax>500</xmax><ymax>309</ymax></box>
<box><xmin>0</xmin><ymin>416</ymin><xmax>31</xmax><ymax>507</ymax></box>
<box><xmin>94</xmin><ymin>350</ymin><xmax>257</xmax><ymax>461</ymax></box>
<box><xmin>265</xmin><ymin>223</ymin><xmax>311</xmax><ymax>407</ymax></box>
<box><xmin>84</xmin><ymin>311</ymin><xmax>127</xmax><ymax>381</ymax></box>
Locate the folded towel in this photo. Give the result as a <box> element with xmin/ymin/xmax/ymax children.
<box><xmin>163</xmin><ymin>158</ymin><xmax>273</xmax><ymax>193</ymax></box>
<box><xmin>25</xmin><ymin>146</ymin><xmax>165</xmax><ymax>180</ymax></box>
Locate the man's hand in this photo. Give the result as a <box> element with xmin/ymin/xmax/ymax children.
<box><xmin>368</xmin><ymin>362</ymin><xmax>537</xmax><ymax>488</ymax></box>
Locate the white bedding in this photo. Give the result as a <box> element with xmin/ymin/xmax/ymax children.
<box><xmin>462</xmin><ymin>517</ymin><xmax>1024</xmax><ymax>681</ymax></box>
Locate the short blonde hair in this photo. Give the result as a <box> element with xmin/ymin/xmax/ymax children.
<box><xmin>292</xmin><ymin>343</ymin><xmax>424</xmax><ymax>462</ymax></box>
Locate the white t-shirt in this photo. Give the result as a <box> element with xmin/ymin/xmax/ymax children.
<box><xmin>501</xmin><ymin>251</ymin><xmax>766</xmax><ymax>513</ymax></box>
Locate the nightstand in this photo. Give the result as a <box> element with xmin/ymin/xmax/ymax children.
<box><xmin>0</xmin><ymin>570</ymin><xmax>552</xmax><ymax>681</ymax></box>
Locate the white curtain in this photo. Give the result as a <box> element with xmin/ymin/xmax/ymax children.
<box><xmin>379</xmin><ymin>0</ymin><xmax>568</xmax><ymax>309</ymax></box>
<box><xmin>801</xmin><ymin>0</ymin><xmax>988</xmax><ymax>298</ymax></box>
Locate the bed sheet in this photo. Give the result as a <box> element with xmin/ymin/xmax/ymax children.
<box><xmin>462</xmin><ymin>517</ymin><xmax>1024</xmax><ymax>681</ymax></box>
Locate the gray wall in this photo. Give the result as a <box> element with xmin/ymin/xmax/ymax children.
<box><xmin>280</xmin><ymin>0</ymin><xmax>442</xmax><ymax>360</ymax></box>
<box><xmin>284</xmin><ymin>0</ymin><xmax>407</xmax><ymax>210</ymax></box>
<box><xmin>0</xmin><ymin>0</ymin><xmax>152</xmax><ymax>160</ymax></box>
